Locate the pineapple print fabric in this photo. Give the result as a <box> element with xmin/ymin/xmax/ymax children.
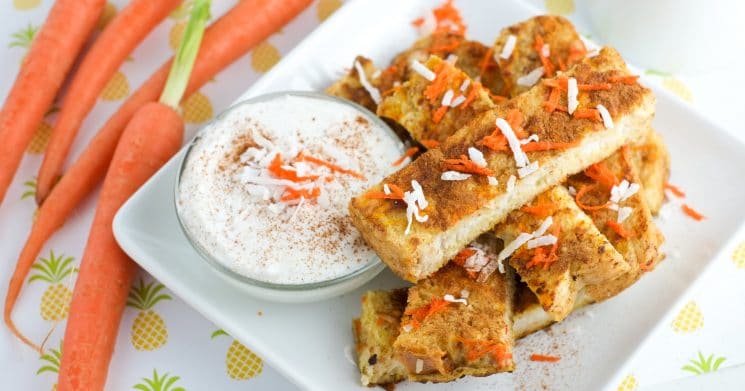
<box><xmin>1</xmin><ymin>1</ymin><xmax>744</xmax><ymax>391</ymax></box>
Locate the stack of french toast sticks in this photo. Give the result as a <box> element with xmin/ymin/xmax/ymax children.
<box><xmin>327</xmin><ymin>14</ymin><xmax>669</xmax><ymax>387</ymax></box>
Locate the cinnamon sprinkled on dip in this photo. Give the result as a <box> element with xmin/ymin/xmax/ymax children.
<box><xmin>177</xmin><ymin>94</ymin><xmax>404</xmax><ymax>284</ymax></box>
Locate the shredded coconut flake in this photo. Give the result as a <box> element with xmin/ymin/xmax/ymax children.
<box><xmin>415</xmin><ymin>359</ymin><xmax>424</xmax><ymax>374</ymax></box>
<box><xmin>445</xmin><ymin>54</ymin><xmax>458</xmax><ymax>65</ymax></box>
<box><xmin>443</xmin><ymin>294</ymin><xmax>468</xmax><ymax>305</ymax></box>
<box><xmin>487</xmin><ymin>176</ymin><xmax>498</xmax><ymax>186</ymax></box>
<box><xmin>597</xmin><ymin>104</ymin><xmax>614</xmax><ymax>129</ymax></box>
<box><xmin>497</xmin><ymin>233</ymin><xmax>533</xmax><ymax>268</ymax></box>
<box><xmin>610</xmin><ymin>180</ymin><xmax>640</xmax><ymax>203</ymax></box>
<box><xmin>533</xmin><ymin>216</ymin><xmax>554</xmax><ymax>237</ymax></box>
<box><xmin>450</xmin><ymin>95</ymin><xmax>466</xmax><ymax>107</ymax></box>
<box><xmin>467</xmin><ymin>147</ymin><xmax>487</xmax><ymax>167</ymax></box>
<box><xmin>403</xmin><ymin>324</ymin><xmax>413</xmax><ymax>333</ymax></box>
<box><xmin>496</xmin><ymin>118</ymin><xmax>529</xmax><ymax>168</ymax></box>
<box><xmin>354</xmin><ymin>60</ymin><xmax>381</xmax><ymax>104</ymax></box>
<box><xmin>567</xmin><ymin>77</ymin><xmax>578</xmax><ymax>115</ymax></box>
<box><xmin>411</xmin><ymin>60</ymin><xmax>436</xmax><ymax>81</ymax></box>
<box><xmin>567</xmin><ymin>186</ymin><xmax>577</xmax><ymax>196</ymax></box>
<box><xmin>527</xmin><ymin>234</ymin><xmax>558</xmax><ymax>249</ymax></box>
<box><xmin>383</xmin><ymin>184</ymin><xmax>391</xmax><ymax>195</ymax></box>
<box><xmin>517</xmin><ymin>66</ymin><xmax>544</xmax><ymax>87</ymax></box>
<box><xmin>520</xmin><ymin>134</ymin><xmax>540</xmax><ymax>145</ymax></box>
<box><xmin>403</xmin><ymin>180</ymin><xmax>428</xmax><ymax>235</ymax></box>
<box><xmin>459</xmin><ymin>78</ymin><xmax>471</xmax><ymax>92</ymax></box>
<box><xmin>541</xmin><ymin>43</ymin><xmax>550</xmax><ymax>57</ymax></box>
<box><xmin>460</xmin><ymin>289</ymin><xmax>470</xmax><ymax>298</ymax></box>
<box><xmin>500</xmin><ymin>34</ymin><xmax>517</xmax><ymax>59</ymax></box>
<box><xmin>441</xmin><ymin>89</ymin><xmax>454</xmax><ymax>107</ymax></box>
<box><xmin>441</xmin><ymin>171</ymin><xmax>472</xmax><ymax>181</ymax></box>
<box><xmin>344</xmin><ymin>345</ymin><xmax>356</xmax><ymax>366</ymax></box>
<box><xmin>617</xmin><ymin>206</ymin><xmax>633</xmax><ymax>223</ymax></box>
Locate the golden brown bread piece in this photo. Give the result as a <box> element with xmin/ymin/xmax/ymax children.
<box><xmin>628</xmin><ymin>128</ymin><xmax>670</xmax><ymax>214</ymax></box>
<box><xmin>493</xmin><ymin>15</ymin><xmax>585</xmax><ymax>97</ymax></box>
<box><xmin>566</xmin><ymin>149</ymin><xmax>665</xmax><ymax>301</ymax></box>
<box><xmin>377</xmin><ymin>55</ymin><xmax>496</xmax><ymax>145</ymax></box>
<box><xmin>326</xmin><ymin>55</ymin><xmax>381</xmax><ymax>112</ymax></box>
<box><xmin>354</xmin><ymin>289</ymin><xmax>409</xmax><ymax>387</ymax></box>
<box><xmin>394</xmin><ymin>263</ymin><xmax>515</xmax><ymax>382</ymax></box>
<box><xmin>497</xmin><ymin>186</ymin><xmax>627</xmax><ymax>320</ymax></box>
<box><xmin>350</xmin><ymin>47</ymin><xmax>655</xmax><ymax>282</ymax></box>
<box><xmin>383</xmin><ymin>32</ymin><xmax>505</xmax><ymax>97</ymax></box>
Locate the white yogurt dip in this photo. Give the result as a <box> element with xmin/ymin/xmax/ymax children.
<box><xmin>177</xmin><ymin>93</ymin><xmax>404</xmax><ymax>284</ymax></box>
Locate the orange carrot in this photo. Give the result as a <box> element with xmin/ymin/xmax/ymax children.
<box><xmin>478</xmin><ymin>47</ymin><xmax>494</xmax><ymax>77</ymax></box>
<box><xmin>575</xmin><ymin>184</ymin><xmax>610</xmax><ymax>211</ymax></box>
<box><xmin>432</xmin><ymin>105</ymin><xmax>449</xmax><ymax>123</ymax></box>
<box><xmin>0</xmin><ymin>0</ymin><xmax>104</xmax><ymax>207</ymax></box>
<box><xmin>530</xmin><ymin>354</ymin><xmax>561</xmax><ymax>362</ymax></box>
<box><xmin>682</xmin><ymin>204</ymin><xmax>705</xmax><ymax>221</ymax></box>
<box><xmin>533</xmin><ymin>34</ymin><xmax>554</xmax><ymax>77</ymax></box>
<box><xmin>521</xmin><ymin>203</ymin><xmax>556</xmax><ymax>218</ymax></box>
<box><xmin>35</xmin><ymin>0</ymin><xmax>313</xmax><ymax>203</ymax></box>
<box><xmin>462</xmin><ymin>81</ymin><xmax>482</xmax><ymax>108</ymax></box>
<box><xmin>452</xmin><ymin>248</ymin><xmax>476</xmax><ymax>267</ymax></box>
<box><xmin>424</xmin><ymin>62</ymin><xmax>449</xmax><ymax>104</ymax></box>
<box><xmin>458</xmin><ymin>337</ymin><xmax>512</xmax><ymax>362</ymax></box>
<box><xmin>607</xmin><ymin>220</ymin><xmax>630</xmax><ymax>238</ymax></box>
<box><xmin>36</xmin><ymin>0</ymin><xmax>182</xmax><ymax>203</ymax></box>
<box><xmin>57</xmin><ymin>2</ymin><xmax>210</xmax><ymax>387</ymax></box>
<box><xmin>295</xmin><ymin>152</ymin><xmax>365</xmax><ymax>179</ymax></box>
<box><xmin>4</xmin><ymin>0</ymin><xmax>311</xmax><ymax>353</ymax></box>
<box><xmin>420</xmin><ymin>139</ymin><xmax>441</xmax><ymax>149</ymax></box>
<box><xmin>487</xmin><ymin>91</ymin><xmax>507</xmax><ymax>103</ymax></box>
<box><xmin>364</xmin><ymin>183</ymin><xmax>405</xmax><ymax>200</ymax></box>
<box><xmin>543</xmin><ymin>87</ymin><xmax>561</xmax><ymax>113</ymax></box>
<box><xmin>664</xmin><ymin>182</ymin><xmax>686</xmax><ymax>197</ymax></box>
<box><xmin>442</xmin><ymin>155</ymin><xmax>495</xmax><ymax>176</ymax></box>
<box><xmin>393</xmin><ymin>147</ymin><xmax>420</xmax><ymax>166</ymax></box>
<box><xmin>281</xmin><ymin>187</ymin><xmax>321</xmax><ymax>201</ymax></box>
<box><xmin>268</xmin><ymin>153</ymin><xmax>319</xmax><ymax>182</ymax></box>
<box><xmin>609</xmin><ymin>75</ymin><xmax>639</xmax><ymax>84</ymax></box>
<box><xmin>573</xmin><ymin>108</ymin><xmax>602</xmax><ymax>122</ymax></box>
<box><xmin>566</xmin><ymin>39</ymin><xmax>586</xmax><ymax>66</ymax></box>
<box><xmin>584</xmin><ymin>162</ymin><xmax>619</xmax><ymax>188</ymax></box>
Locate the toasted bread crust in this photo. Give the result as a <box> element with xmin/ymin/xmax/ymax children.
<box><xmin>326</xmin><ymin>56</ymin><xmax>381</xmax><ymax>113</ymax></box>
<box><xmin>629</xmin><ymin>128</ymin><xmax>670</xmax><ymax>214</ymax></box>
<box><xmin>350</xmin><ymin>47</ymin><xmax>655</xmax><ymax>282</ymax></box>
<box><xmin>394</xmin><ymin>264</ymin><xmax>515</xmax><ymax>382</ymax></box>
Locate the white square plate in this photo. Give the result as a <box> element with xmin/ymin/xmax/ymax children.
<box><xmin>113</xmin><ymin>0</ymin><xmax>745</xmax><ymax>389</ymax></box>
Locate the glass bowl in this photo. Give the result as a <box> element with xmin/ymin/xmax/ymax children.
<box><xmin>173</xmin><ymin>91</ymin><xmax>402</xmax><ymax>303</ymax></box>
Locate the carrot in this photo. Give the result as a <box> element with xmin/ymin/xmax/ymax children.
<box><xmin>35</xmin><ymin>0</ymin><xmax>313</xmax><ymax>203</ymax></box>
<box><xmin>457</xmin><ymin>337</ymin><xmax>512</xmax><ymax>362</ymax></box>
<box><xmin>295</xmin><ymin>152</ymin><xmax>366</xmax><ymax>180</ymax></box>
<box><xmin>575</xmin><ymin>184</ymin><xmax>611</xmax><ymax>211</ymax></box>
<box><xmin>57</xmin><ymin>3</ymin><xmax>210</xmax><ymax>389</ymax></box>
<box><xmin>5</xmin><ymin>0</ymin><xmax>311</xmax><ymax>352</ymax></box>
<box><xmin>36</xmin><ymin>0</ymin><xmax>182</xmax><ymax>203</ymax></box>
<box><xmin>420</xmin><ymin>139</ymin><xmax>441</xmax><ymax>149</ymax></box>
<box><xmin>0</xmin><ymin>0</ymin><xmax>104</xmax><ymax>206</ymax></box>
<box><xmin>442</xmin><ymin>154</ymin><xmax>495</xmax><ymax>176</ymax></box>
<box><xmin>530</xmin><ymin>354</ymin><xmax>561</xmax><ymax>362</ymax></box>
<box><xmin>452</xmin><ymin>248</ymin><xmax>476</xmax><ymax>267</ymax></box>
<box><xmin>432</xmin><ymin>105</ymin><xmax>449</xmax><ymax>123</ymax></box>
<box><xmin>573</xmin><ymin>108</ymin><xmax>602</xmax><ymax>122</ymax></box>
<box><xmin>521</xmin><ymin>203</ymin><xmax>556</xmax><ymax>218</ymax></box>
<box><xmin>393</xmin><ymin>147</ymin><xmax>420</xmax><ymax>166</ymax></box>
<box><xmin>607</xmin><ymin>220</ymin><xmax>630</xmax><ymax>238</ymax></box>
<box><xmin>664</xmin><ymin>182</ymin><xmax>686</xmax><ymax>197</ymax></box>
<box><xmin>681</xmin><ymin>204</ymin><xmax>705</xmax><ymax>221</ymax></box>
<box><xmin>364</xmin><ymin>183</ymin><xmax>405</xmax><ymax>201</ymax></box>
<box><xmin>584</xmin><ymin>162</ymin><xmax>619</xmax><ymax>188</ymax></box>
<box><xmin>543</xmin><ymin>87</ymin><xmax>561</xmax><ymax>113</ymax></box>
<box><xmin>609</xmin><ymin>75</ymin><xmax>639</xmax><ymax>85</ymax></box>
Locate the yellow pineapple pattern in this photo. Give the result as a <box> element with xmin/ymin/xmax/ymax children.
<box><xmin>21</xmin><ymin>177</ymin><xmax>40</xmax><ymax>220</ymax></box>
<box><xmin>169</xmin><ymin>21</ymin><xmax>187</xmax><ymax>51</ymax></box>
<box><xmin>251</xmin><ymin>41</ymin><xmax>281</xmax><ymax>73</ymax></box>
<box><xmin>133</xmin><ymin>369</ymin><xmax>185</xmax><ymax>391</ymax></box>
<box><xmin>672</xmin><ymin>300</ymin><xmax>704</xmax><ymax>333</ymax></box>
<box><xmin>29</xmin><ymin>251</ymin><xmax>76</xmax><ymax>321</ymax></box>
<box><xmin>616</xmin><ymin>374</ymin><xmax>638</xmax><ymax>391</ymax></box>
<box><xmin>211</xmin><ymin>329</ymin><xmax>263</xmax><ymax>380</ymax></box>
<box><xmin>317</xmin><ymin>0</ymin><xmax>342</xmax><ymax>21</ymax></box>
<box><xmin>127</xmin><ymin>279</ymin><xmax>172</xmax><ymax>351</ymax></box>
<box><xmin>662</xmin><ymin>78</ymin><xmax>693</xmax><ymax>102</ymax></box>
<box><xmin>101</xmin><ymin>71</ymin><xmax>130</xmax><ymax>101</ymax></box>
<box><xmin>732</xmin><ymin>242</ymin><xmax>745</xmax><ymax>269</ymax></box>
<box><xmin>181</xmin><ymin>91</ymin><xmax>213</xmax><ymax>124</ymax></box>
<box><xmin>28</xmin><ymin>107</ymin><xmax>58</xmax><ymax>154</ymax></box>
<box><xmin>545</xmin><ymin>0</ymin><xmax>575</xmax><ymax>15</ymax></box>
<box><xmin>97</xmin><ymin>2</ymin><xmax>118</xmax><ymax>31</ymax></box>
<box><xmin>13</xmin><ymin>0</ymin><xmax>42</xmax><ymax>10</ymax></box>
<box><xmin>37</xmin><ymin>340</ymin><xmax>62</xmax><ymax>391</ymax></box>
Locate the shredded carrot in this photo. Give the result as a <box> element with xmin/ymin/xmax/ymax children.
<box><xmin>573</xmin><ymin>108</ymin><xmax>602</xmax><ymax>122</ymax></box>
<box><xmin>682</xmin><ymin>204</ymin><xmax>705</xmax><ymax>221</ymax></box>
<box><xmin>521</xmin><ymin>202</ymin><xmax>556</xmax><ymax>218</ymax></box>
<box><xmin>443</xmin><ymin>154</ymin><xmax>495</xmax><ymax>176</ymax></box>
<box><xmin>607</xmin><ymin>220</ymin><xmax>630</xmax><ymax>238</ymax></box>
<box><xmin>408</xmin><ymin>297</ymin><xmax>450</xmax><ymax>324</ymax></box>
<box><xmin>584</xmin><ymin>162</ymin><xmax>619</xmax><ymax>188</ymax></box>
<box><xmin>530</xmin><ymin>354</ymin><xmax>561</xmax><ymax>362</ymax></box>
<box><xmin>461</xmin><ymin>81</ymin><xmax>481</xmax><ymax>108</ymax></box>
<box><xmin>664</xmin><ymin>182</ymin><xmax>686</xmax><ymax>198</ymax></box>
<box><xmin>295</xmin><ymin>152</ymin><xmax>365</xmax><ymax>180</ymax></box>
<box><xmin>452</xmin><ymin>248</ymin><xmax>476</xmax><ymax>267</ymax></box>
<box><xmin>526</xmin><ymin>224</ymin><xmax>560</xmax><ymax>270</ymax></box>
<box><xmin>420</xmin><ymin>139</ymin><xmax>441</xmax><ymax>149</ymax></box>
<box><xmin>478</xmin><ymin>47</ymin><xmax>494</xmax><ymax>77</ymax></box>
<box><xmin>478</xmin><ymin>133</ymin><xmax>508</xmax><ymax>152</ymax></box>
<box><xmin>431</xmin><ymin>0</ymin><xmax>466</xmax><ymax>36</ymax></box>
<box><xmin>268</xmin><ymin>153</ymin><xmax>319</xmax><ymax>182</ymax></box>
<box><xmin>505</xmin><ymin>108</ymin><xmax>528</xmax><ymax>138</ymax></box>
<box><xmin>520</xmin><ymin>140</ymin><xmax>579</xmax><ymax>152</ymax></box>
<box><xmin>424</xmin><ymin>62</ymin><xmax>449</xmax><ymax>104</ymax></box>
<box><xmin>280</xmin><ymin>186</ymin><xmax>320</xmax><ymax>201</ymax></box>
<box><xmin>543</xmin><ymin>87</ymin><xmax>561</xmax><ymax>113</ymax></box>
<box><xmin>557</xmin><ymin>56</ymin><xmax>567</xmax><ymax>72</ymax></box>
<box><xmin>457</xmin><ymin>337</ymin><xmax>512</xmax><ymax>363</ymax></box>
<box><xmin>533</xmin><ymin>34</ymin><xmax>555</xmax><ymax>77</ymax></box>
<box><xmin>488</xmin><ymin>91</ymin><xmax>507</xmax><ymax>103</ymax></box>
<box><xmin>566</xmin><ymin>39</ymin><xmax>586</xmax><ymax>66</ymax></box>
<box><xmin>430</xmin><ymin>38</ymin><xmax>461</xmax><ymax>54</ymax></box>
<box><xmin>393</xmin><ymin>146</ymin><xmax>419</xmax><ymax>166</ymax></box>
<box><xmin>609</xmin><ymin>75</ymin><xmax>639</xmax><ymax>85</ymax></box>
<box><xmin>383</xmin><ymin>64</ymin><xmax>398</xmax><ymax>75</ymax></box>
<box><xmin>363</xmin><ymin>183</ymin><xmax>405</xmax><ymax>200</ymax></box>
<box><xmin>575</xmin><ymin>183</ymin><xmax>610</xmax><ymax>211</ymax></box>
<box><xmin>382</xmin><ymin>85</ymin><xmax>401</xmax><ymax>97</ymax></box>
<box><xmin>432</xmin><ymin>105</ymin><xmax>449</xmax><ymax>124</ymax></box>
<box><xmin>543</xmin><ymin>78</ymin><xmax>611</xmax><ymax>91</ymax></box>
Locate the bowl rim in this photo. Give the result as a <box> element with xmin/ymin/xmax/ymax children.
<box><xmin>173</xmin><ymin>90</ymin><xmax>401</xmax><ymax>292</ymax></box>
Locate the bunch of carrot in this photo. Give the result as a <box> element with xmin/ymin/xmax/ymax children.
<box><xmin>1</xmin><ymin>0</ymin><xmax>312</xmax><ymax>389</ymax></box>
